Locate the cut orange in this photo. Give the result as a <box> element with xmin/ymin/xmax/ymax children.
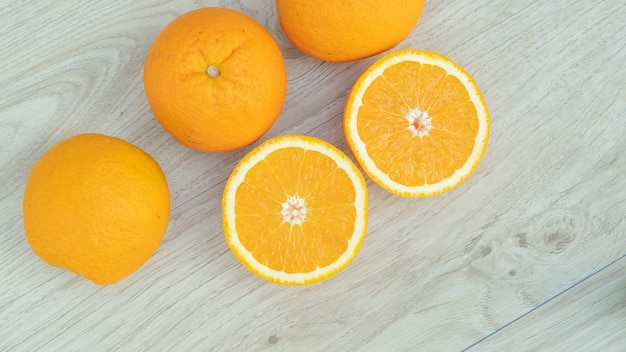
<box><xmin>222</xmin><ymin>135</ymin><xmax>368</xmax><ymax>285</ymax></box>
<box><xmin>344</xmin><ymin>49</ymin><xmax>490</xmax><ymax>197</ymax></box>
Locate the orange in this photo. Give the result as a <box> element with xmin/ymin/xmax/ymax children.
<box><xmin>344</xmin><ymin>49</ymin><xmax>490</xmax><ymax>197</ymax></box>
<box><xmin>143</xmin><ymin>7</ymin><xmax>287</xmax><ymax>152</ymax></box>
<box><xmin>222</xmin><ymin>135</ymin><xmax>368</xmax><ymax>285</ymax></box>
<box><xmin>275</xmin><ymin>0</ymin><xmax>424</xmax><ymax>62</ymax></box>
<box><xmin>22</xmin><ymin>133</ymin><xmax>170</xmax><ymax>285</ymax></box>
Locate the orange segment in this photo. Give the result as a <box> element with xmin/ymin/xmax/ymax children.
<box><xmin>344</xmin><ymin>49</ymin><xmax>490</xmax><ymax>197</ymax></box>
<box><xmin>222</xmin><ymin>135</ymin><xmax>368</xmax><ymax>285</ymax></box>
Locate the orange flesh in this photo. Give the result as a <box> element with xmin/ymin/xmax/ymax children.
<box><xmin>356</xmin><ymin>61</ymin><xmax>479</xmax><ymax>186</ymax></box>
<box><xmin>234</xmin><ymin>147</ymin><xmax>356</xmax><ymax>273</ymax></box>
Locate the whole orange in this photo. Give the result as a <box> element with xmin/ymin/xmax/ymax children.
<box><xmin>276</xmin><ymin>0</ymin><xmax>425</xmax><ymax>62</ymax></box>
<box><xmin>143</xmin><ymin>7</ymin><xmax>287</xmax><ymax>152</ymax></box>
<box><xmin>22</xmin><ymin>134</ymin><xmax>170</xmax><ymax>285</ymax></box>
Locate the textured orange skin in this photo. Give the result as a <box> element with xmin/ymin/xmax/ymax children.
<box><xmin>276</xmin><ymin>0</ymin><xmax>425</xmax><ymax>62</ymax></box>
<box><xmin>143</xmin><ymin>7</ymin><xmax>287</xmax><ymax>152</ymax></box>
<box><xmin>22</xmin><ymin>134</ymin><xmax>170</xmax><ymax>285</ymax></box>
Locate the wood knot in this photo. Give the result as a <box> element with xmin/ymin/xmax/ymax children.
<box><xmin>516</xmin><ymin>233</ymin><xmax>528</xmax><ymax>247</ymax></box>
<box><xmin>544</xmin><ymin>229</ymin><xmax>574</xmax><ymax>251</ymax></box>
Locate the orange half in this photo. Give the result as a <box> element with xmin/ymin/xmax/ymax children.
<box><xmin>222</xmin><ymin>135</ymin><xmax>368</xmax><ymax>285</ymax></box>
<box><xmin>344</xmin><ymin>49</ymin><xmax>490</xmax><ymax>197</ymax></box>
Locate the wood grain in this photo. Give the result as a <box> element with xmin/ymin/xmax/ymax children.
<box><xmin>1</xmin><ymin>0</ymin><xmax>624</xmax><ymax>351</ymax></box>
<box><xmin>467</xmin><ymin>256</ymin><xmax>626</xmax><ymax>351</ymax></box>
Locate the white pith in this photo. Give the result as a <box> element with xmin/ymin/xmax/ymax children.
<box><xmin>223</xmin><ymin>136</ymin><xmax>367</xmax><ymax>284</ymax></box>
<box><xmin>406</xmin><ymin>108</ymin><xmax>433</xmax><ymax>137</ymax></box>
<box><xmin>346</xmin><ymin>51</ymin><xmax>490</xmax><ymax>196</ymax></box>
<box><xmin>280</xmin><ymin>194</ymin><xmax>307</xmax><ymax>225</ymax></box>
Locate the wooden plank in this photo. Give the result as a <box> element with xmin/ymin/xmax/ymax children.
<box><xmin>467</xmin><ymin>256</ymin><xmax>626</xmax><ymax>351</ymax></box>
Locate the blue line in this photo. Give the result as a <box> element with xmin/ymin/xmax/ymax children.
<box><xmin>461</xmin><ymin>254</ymin><xmax>626</xmax><ymax>351</ymax></box>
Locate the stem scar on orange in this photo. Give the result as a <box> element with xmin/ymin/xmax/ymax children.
<box><xmin>344</xmin><ymin>49</ymin><xmax>490</xmax><ymax>197</ymax></box>
<box><xmin>222</xmin><ymin>135</ymin><xmax>368</xmax><ymax>285</ymax></box>
<box><xmin>143</xmin><ymin>7</ymin><xmax>287</xmax><ymax>152</ymax></box>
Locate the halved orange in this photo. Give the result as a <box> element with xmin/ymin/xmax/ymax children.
<box><xmin>222</xmin><ymin>135</ymin><xmax>368</xmax><ymax>285</ymax></box>
<box><xmin>344</xmin><ymin>49</ymin><xmax>490</xmax><ymax>197</ymax></box>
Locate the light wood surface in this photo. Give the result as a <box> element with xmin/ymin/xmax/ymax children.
<box><xmin>468</xmin><ymin>256</ymin><xmax>626</xmax><ymax>351</ymax></box>
<box><xmin>1</xmin><ymin>1</ymin><xmax>624</xmax><ymax>351</ymax></box>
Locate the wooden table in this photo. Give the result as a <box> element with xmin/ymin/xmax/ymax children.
<box><xmin>1</xmin><ymin>1</ymin><xmax>624</xmax><ymax>350</ymax></box>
